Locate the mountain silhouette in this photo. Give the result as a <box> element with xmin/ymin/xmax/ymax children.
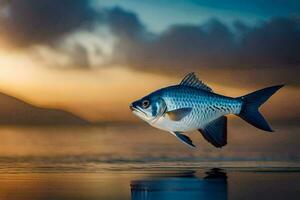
<box><xmin>0</xmin><ymin>92</ymin><xmax>88</xmax><ymax>125</ymax></box>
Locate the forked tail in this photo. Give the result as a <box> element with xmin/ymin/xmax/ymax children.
<box><xmin>237</xmin><ymin>85</ymin><xmax>284</xmax><ymax>132</ymax></box>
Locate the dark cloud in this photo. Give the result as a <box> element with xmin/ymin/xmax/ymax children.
<box><xmin>106</xmin><ymin>6</ymin><xmax>145</xmax><ymax>39</ymax></box>
<box><xmin>112</xmin><ymin>19</ymin><xmax>236</xmax><ymax>70</ymax></box>
<box><xmin>237</xmin><ymin>17</ymin><xmax>300</xmax><ymax>67</ymax></box>
<box><xmin>0</xmin><ymin>0</ymin><xmax>99</xmax><ymax>47</ymax></box>
<box><xmin>0</xmin><ymin>2</ymin><xmax>145</xmax><ymax>49</ymax></box>
<box><xmin>109</xmin><ymin>15</ymin><xmax>300</xmax><ymax>72</ymax></box>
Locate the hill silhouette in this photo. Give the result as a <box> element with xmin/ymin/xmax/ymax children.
<box><xmin>0</xmin><ymin>92</ymin><xmax>88</xmax><ymax>125</ymax></box>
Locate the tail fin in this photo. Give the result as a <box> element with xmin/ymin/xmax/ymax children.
<box><xmin>237</xmin><ymin>85</ymin><xmax>284</xmax><ymax>132</ymax></box>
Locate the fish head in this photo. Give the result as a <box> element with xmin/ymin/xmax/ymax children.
<box><xmin>130</xmin><ymin>93</ymin><xmax>167</xmax><ymax>123</ymax></box>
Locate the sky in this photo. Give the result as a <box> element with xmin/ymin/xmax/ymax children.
<box><xmin>0</xmin><ymin>0</ymin><xmax>299</xmax><ymax>122</ymax></box>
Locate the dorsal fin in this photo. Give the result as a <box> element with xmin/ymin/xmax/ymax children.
<box><xmin>180</xmin><ymin>72</ymin><xmax>213</xmax><ymax>92</ymax></box>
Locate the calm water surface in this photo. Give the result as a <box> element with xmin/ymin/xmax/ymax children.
<box><xmin>0</xmin><ymin>165</ymin><xmax>299</xmax><ymax>200</ymax></box>
<box><xmin>0</xmin><ymin>124</ymin><xmax>299</xmax><ymax>200</ymax></box>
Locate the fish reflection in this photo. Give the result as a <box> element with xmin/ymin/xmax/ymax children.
<box><xmin>131</xmin><ymin>168</ymin><xmax>227</xmax><ymax>200</ymax></box>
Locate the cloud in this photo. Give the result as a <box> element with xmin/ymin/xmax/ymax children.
<box><xmin>236</xmin><ymin>17</ymin><xmax>300</xmax><ymax>67</ymax></box>
<box><xmin>69</xmin><ymin>43</ymin><xmax>90</xmax><ymax>69</ymax></box>
<box><xmin>0</xmin><ymin>2</ymin><xmax>147</xmax><ymax>69</ymax></box>
<box><xmin>106</xmin><ymin>6</ymin><xmax>145</xmax><ymax>38</ymax></box>
<box><xmin>0</xmin><ymin>1</ymin><xmax>299</xmax><ymax>85</ymax></box>
<box><xmin>0</xmin><ymin>0</ymin><xmax>99</xmax><ymax>47</ymax></box>
<box><xmin>108</xmin><ymin>15</ymin><xmax>300</xmax><ymax>71</ymax></box>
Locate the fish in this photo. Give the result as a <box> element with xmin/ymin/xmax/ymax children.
<box><xmin>129</xmin><ymin>72</ymin><xmax>283</xmax><ymax>149</ymax></box>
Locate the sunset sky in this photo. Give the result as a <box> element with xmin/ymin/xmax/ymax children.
<box><xmin>0</xmin><ymin>0</ymin><xmax>299</xmax><ymax>122</ymax></box>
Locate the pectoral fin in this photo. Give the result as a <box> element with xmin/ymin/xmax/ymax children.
<box><xmin>171</xmin><ymin>131</ymin><xmax>196</xmax><ymax>149</ymax></box>
<box><xmin>166</xmin><ymin>108</ymin><xmax>192</xmax><ymax>121</ymax></box>
<box><xmin>198</xmin><ymin>116</ymin><xmax>227</xmax><ymax>148</ymax></box>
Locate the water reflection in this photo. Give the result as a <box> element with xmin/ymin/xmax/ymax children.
<box><xmin>131</xmin><ymin>168</ymin><xmax>227</xmax><ymax>200</ymax></box>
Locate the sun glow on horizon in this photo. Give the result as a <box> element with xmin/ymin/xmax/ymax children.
<box><xmin>0</xmin><ymin>48</ymin><xmax>297</xmax><ymax>122</ymax></box>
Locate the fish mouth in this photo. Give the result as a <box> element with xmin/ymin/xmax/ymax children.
<box><xmin>129</xmin><ymin>104</ymin><xmax>135</xmax><ymax>111</ymax></box>
<box><xmin>129</xmin><ymin>104</ymin><xmax>147</xmax><ymax>116</ymax></box>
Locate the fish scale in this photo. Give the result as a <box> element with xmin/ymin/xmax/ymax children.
<box><xmin>156</xmin><ymin>85</ymin><xmax>242</xmax><ymax>132</ymax></box>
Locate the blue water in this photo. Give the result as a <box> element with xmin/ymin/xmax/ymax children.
<box><xmin>0</xmin><ymin>124</ymin><xmax>299</xmax><ymax>199</ymax></box>
<box><xmin>0</xmin><ymin>164</ymin><xmax>299</xmax><ymax>200</ymax></box>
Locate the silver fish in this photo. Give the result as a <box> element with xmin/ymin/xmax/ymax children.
<box><xmin>130</xmin><ymin>72</ymin><xmax>283</xmax><ymax>148</ymax></box>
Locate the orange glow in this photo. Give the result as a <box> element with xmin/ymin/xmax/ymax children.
<box><xmin>0</xmin><ymin>49</ymin><xmax>298</xmax><ymax>122</ymax></box>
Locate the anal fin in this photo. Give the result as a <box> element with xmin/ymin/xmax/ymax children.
<box><xmin>198</xmin><ymin>116</ymin><xmax>227</xmax><ymax>148</ymax></box>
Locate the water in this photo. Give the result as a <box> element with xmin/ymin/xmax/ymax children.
<box><xmin>0</xmin><ymin>123</ymin><xmax>299</xmax><ymax>199</ymax></box>
<box><xmin>0</xmin><ymin>167</ymin><xmax>299</xmax><ymax>200</ymax></box>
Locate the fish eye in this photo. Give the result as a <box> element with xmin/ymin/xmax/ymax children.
<box><xmin>142</xmin><ymin>99</ymin><xmax>150</xmax><ymax>108</ymax></box>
